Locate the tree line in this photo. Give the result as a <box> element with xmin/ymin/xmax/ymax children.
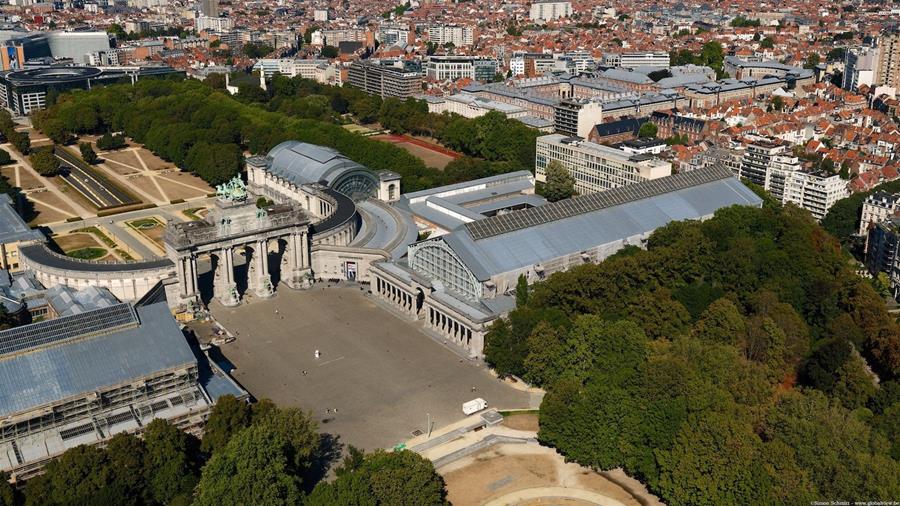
<box><xmin>486</xmin><ymin>200</ymin><xmax>899</xmax><ymax>505</ymax></box>
<box><xmin>228</xmin><ymin>74</ymin><xmax>541</xmax><ymax>187</ymax></box>
<box><xmin>29</xmin><ymin>79</ymin><xmax>440</xmax><ymax>191</ymax></box>
<box><xmin>0</xmin><ymin>396</ymin><xmax>447</xmax><ymax>506</ymax></box>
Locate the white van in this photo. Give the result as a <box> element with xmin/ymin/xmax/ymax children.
<box><xmin>462</xmin><ymin>398</ymin><xmax>488</xmax><ymax>415</ymax></box>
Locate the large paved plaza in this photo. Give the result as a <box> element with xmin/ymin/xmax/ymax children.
<box><xmin>209</xmin><ymin>286</ymin><xmax>538</xmax><ymax>451</ymax></box>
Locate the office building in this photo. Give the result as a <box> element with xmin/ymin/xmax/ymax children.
<box><xmin>536</xmin><ymin>134</ymin><xmax>672</xmax><ymax>195</ymax></box>
<box><xmin>1</xmin><ymin>31</ymin><xmax>111</xmax><ymax>70</ymax></box>
<box><xmin>529</xmin><ymin>0</ymin><xmax>572</xmax><ymax>22</ymax></box>
<box><xmin>425</xmin><ymin>93</ymin><xmax>527</xmax><ymax>119</ymax></box>
<box><xmin>427</xmin><ymin>25</ymin><xmax>474</xmax><ymax>47</ymax></box>
<box><xmin>604</xmin><ymin>52</ymin><xmax>670</xmax><ymax>69</ymax></box>
<box><xmin>377</xmin><ymin>23</ymin><xmax>412</xmax><ymax>47</ymax></box>
<box><xmin>425</xmin><ymin>56</ymin><xmax>497</xmax><ymax>82</ymax></box>
<box><xmin>348</xmin><ymin>60</ymin><xmax>422</xmax><ymax>98</ymax></box>
<box><xmin>0</xmin><ymin>65</ymin><xmax>182</xmax><ymax>115</ymax></box>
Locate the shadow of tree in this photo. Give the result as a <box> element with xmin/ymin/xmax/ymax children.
<box><xmin>302</xmin><ymin>432</ymin><xmax>344</xmax><ymax>493</ymax></box>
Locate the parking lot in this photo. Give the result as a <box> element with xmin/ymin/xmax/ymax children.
<box><xmin>209</xmin><ymin>286</ymin><xmax>536</xmax><ymax>451</ymax></box>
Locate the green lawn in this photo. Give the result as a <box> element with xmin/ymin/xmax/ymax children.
<box><xmin>128</xmin><ymin>217</ymin><xmax>161</xmax><ymax>229</ymax></box>
<box><xmin>66</xmin><ymin>247</ymin><xmax>106</xmax><ymax>260</ymax></box>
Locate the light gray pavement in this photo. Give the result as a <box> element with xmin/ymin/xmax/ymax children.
<box><xmin>209</xmin><ymin>286</ymin><xmax>535</xmax><ymax>451</ymax></box>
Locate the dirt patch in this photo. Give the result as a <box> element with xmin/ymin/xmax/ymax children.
<box><xmin>53</xmin><ymin>232</ymin><xmax>104</xmax><ymax>253</ymax></box>
<box><xmin>101</xmin><ymin>151</ymin><xmax>141</xmax><ymax>172</ymax></box>
<box><xmin>27</xmin><ymin>192</ymin><xmax>78</xmax><ymax>225</ymax></box>
<box><xmin>502</xmin><ymin>413</ymin><xmax>539</xmax><ymax>432</ymax></box>
<box><xmin>156</xmin><ymin>173</ymin><xmax>213</xmax><ymax>200</ymax></box>
<box><xmin>1</xmin><ymin>166</ymin><xmax>43</xmax><ymax>190</ymax></box>
<box><xmin>372</xmin><ymin>135</ymin><xmax>458</xmax><ymax>170</ymax></box>
<box><xmin>121</xmin><ymin>174</ymin><xmax>164</xmax><ymax>202</ymax></box>
<box><xmin>443</xmin><ymin>449</ymin><xmax>560</xmax><ymax>505</ymax></box>
<box><xmin>440</xmin><ymin>444</ymin><xmax>652</xmax><ymax>506</ymax></box>
<box><xmin>134</xmin><ymin>148</ymin><xmax>173</xmax><ymax>171</ymax></box>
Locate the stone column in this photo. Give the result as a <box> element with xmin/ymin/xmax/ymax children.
<box><xmin>214</xmin><ymin>247</ymin><xmax>240</xmax><ymax>307</ymax></box>
<box><xmin>254</xmin><ymin>239</ymin><xmax>274</xmax><ymax>298</ymax></box>
<box><xmin>177</xmin><ymin>254</ymin><xmax>199</xmax><ymax>303</ymax></box>
<box><xmin>280</xmin><ymin>232</ymin><xmax>312</xmax><ymax>290</ymax></box>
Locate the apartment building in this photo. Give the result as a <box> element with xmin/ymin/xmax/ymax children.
<box><xmin>554</xmin><ymin>98</ymin><xmax>603</xmax><ymax>138</ymax></box>
<box><xmin>427</xmin><ymin>25</ymin><xmax>474</xmax><ymax>47</ymax></box>
<box><xmin>535</xmin><ymin>134</ymin><xmax>672</xmax><ymax>195</ymax></box>
<box><xmin>860</xmin><ymin>192</ymin><xmax>900</xmax><ymax>236</ymax></box>
<box><xmin>196</xmin><ymin>16</ymin><xmax>233</xmax><ymax>32</ymax></box>
<box><xmin>348</xmin><ymin>60</ymin><xmax>422</xmax><ymax>98</ymax></box>
<box><xmin>877</xmin><ymin>32</ymin><xmax>900</xmax><ymax>89</ymax></box>
<box><xmin>843</xmin><ymin>45</ymin><xmax>880</xmax><ymax>91</ymax></box>
<box><xmin>738</xmin><ymin>138</ymin><xmax>848</xmax><ymax>220</ymax></box>
<box><xmin>529</xmin><ymin>0</ymin><xmax>572</xmax><ymax>21</ymax></box>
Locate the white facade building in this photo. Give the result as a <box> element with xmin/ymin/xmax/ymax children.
<box><xmin>529</xmin><ymin>0</ymin><xmax>572</xmax><ymax>21</ymax></box>
<box><xmin>426</xmin><ymin>94</ymin><xmax>527</xmax><ymax>119</ymax></box>
<box><xmin>860</xmin><ymin>192</ymin><xmax>900</xmax><ymax>235</ymax></box>
<box><xmin>427</xmin><ymin>25</ymin><xmax>474</xmax><ymax>47</ymax></box>
<box><xmin>196</xmin><ymin>16</ymin><xmax>234</xmax><ymax>32</ymax></box>
<box><xmin>535</xmin><ymin>134</ymin><xmax>672</xmax><ymax>195</ymax></box>
<box><xmin>738</xmin><ymin>138</ymin><xmax>849</xmax><ymax>221</ymax></box>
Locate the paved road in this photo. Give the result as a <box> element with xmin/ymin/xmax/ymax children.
<box><xmin>55</xmin><ymin>148</ymin><xmax>134</xmax><ymax>208</ymax></box>
<box><xmin>209</xmin><ymin>287</ymin><xmax>534</xmax><ymax>451</ymax></box>
<box><xmin>47</xmin><ymin>197</ymin><xmax>215</xmax><ymax>259</ymax></box>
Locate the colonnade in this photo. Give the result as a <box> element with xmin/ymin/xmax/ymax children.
<box><xmin>373</xmin><ymin>277</ymin><xmax>417</xmax><ymax>317</ymax></box>
<box><xmin>174</xmin><ymin>231</ymin><xmax>311</xmax><ymax>307</ymax></box>
<box><xmin>425</xmin><ymin>306</ymin><xmax>473</xmax><ymax>349</ymax></box>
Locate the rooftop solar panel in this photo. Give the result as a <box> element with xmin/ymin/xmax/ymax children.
<box><xmin>465</xmin><ymin>166</ymin><xmax>735</xmax><ymax>240</ymax></box>
<box><xmin>0</xmin><ymin>303</ymin><xmax>138</xmax><ymax>358</ymax></box>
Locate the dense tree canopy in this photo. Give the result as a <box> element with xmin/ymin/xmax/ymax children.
<box><xmin>485</xmin><ymin>202</ymin><xmax>900</xmax><ymax>505</ymax></box>
<box><xmin>6</xmin><ymin>397</ymin><xmax>444</xmax><ymax>505</ymax></box>
<box><xmin>31</xmin><ymin>79</ymin><xmax>437</xmax><ymax>191</ymax></box>
<box><xmin>35</xmin><ymin>76</ymin><xmax>539</xmax><ymax>193</ymax></box>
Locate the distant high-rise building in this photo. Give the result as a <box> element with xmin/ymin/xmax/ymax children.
<box><xmin>529</xmin><ymin>0</ymin><xmax>572</xmax><ymax>22</ymax></box>
<box><xmin>427</xmin><ymin>25</ymin><xmax>475</xmax><ymax>47</ymax></box>
<box><xmin>843</xmin><ymin>45</ymin><xmax>879</xmax><ymax>91</ymax></box>
<box><xmin>199</xmin><ymin>0</ymin><xmax>218</xmax><ymax>17</ymax></box>
<box><xmin>877</xmin><ymin>32</ymin><xmax>900</xmax><ymax>89</ymax></box>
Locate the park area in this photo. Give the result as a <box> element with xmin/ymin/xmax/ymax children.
<box><xmin>372</xmin><ymin>134</ymin><xmax>460</xmax><ymax>170</ymax></box>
